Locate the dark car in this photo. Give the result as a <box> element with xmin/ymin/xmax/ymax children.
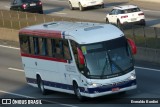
<box><xmin>10</xmin><ymin>0</ymin><xmax>43</xmax><ymax>14</ymax></box>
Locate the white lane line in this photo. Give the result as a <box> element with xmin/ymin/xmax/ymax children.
<box><xmin>135</xmin><ymin>66</ymin><xmax>160</xmax><ymax>72</ymax></box>
<box><xmin>54</xmin><ymin>12</ymin><xmax>67</xmax><ymax>15</ymax></box>
<box><xmin>0</xmin><ymin>90</ymin><xmax>78</xmax><ymax>107</ymax></box>
<box><xmin>0</xmin><ymin>45</ymin><xmax>20</xmax><ymax>50</ymax></box>
<box><xmin>8</xmin><ymin>67</ymin><xmax>24</xmax><ymax>72</ymax></box>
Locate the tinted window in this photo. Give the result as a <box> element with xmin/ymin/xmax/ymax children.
<box><xmin>122</xmin><ymin>8</ymin><xmax>141</xmax><ymax>14</ymax></box>
<box><xmin>63</xmin><ymin>40</ymin><xmax>71</xmax><ymax>60</ymax></box>
<box><xmin>110</xmin><ymin>9</ymin><xmax>116</xmax><ymax>15</ymax></box>
<box><xmin>19</xmin><ymin>35</ymin><xmax>30</xmax><ymax>53</ymax></box>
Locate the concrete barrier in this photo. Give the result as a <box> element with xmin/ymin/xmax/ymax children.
<box><xmin>0</xmin><ymin>28</ymin><xmax>19</xmax><ymax>42</ymax></box>
<box><xmin>135</xmin><ymin>47</ymin><xmax>160</xmax><ymax>64</ymax></box>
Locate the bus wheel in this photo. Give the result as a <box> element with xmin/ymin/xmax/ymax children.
<box><xmin>37</xmin><ymin>76</ymin><xmax>46</xmax><ymax>95</ymax></box>
<box><xmin>73</xmin><ymin>82</ymin><xmax>84</xmax><ymax>101</ymax></box>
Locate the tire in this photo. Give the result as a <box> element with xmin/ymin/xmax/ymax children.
<box><xmin>37</xmin><ymin>76</ymin><xmax>46</xmax><ymax>95</ymax></box>
<box><xmin>39</xmin><ymin>10</ymin><xmax>43</xmax><ymax>14</ymax></box>
<box><xmin>79</xmin><ymin>3</ymin><xmax>84</xmax><ymax>11</ymax></box>
<box><xmin>101</xmin><ymin>4</ymin><xmax>105</xmax><ymax>8</ymax></box>
<box><xmin>73</xmin><ymin>82</ymin><xmax>84</xmax><ymax>101</ymax></box>
<box><xmin>106</xmin><ymin>18</ymin><xmax>109</xmax><ymax>24</ymax></box>
<box><xmin>141</xmin><ymin>20</ymin><xmax>146</xmax><ymax>26</ymax></box>
<box><xmin>69</xmin><ymin>1</ymin><xmax>74</xmax><ymax>10</ymax></box>
<box><xmin>117</xmin><ymin>20</ymin><xmax>122</xmax><ymax>28</ymax></box>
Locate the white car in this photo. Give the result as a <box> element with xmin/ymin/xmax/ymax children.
<box><xmin>68</xmin><ymin>0</ymin><xmax>104</xmax><ymax>11</ymax></box>
<box><xmin>106</xmin><ymin>5</ymin><xmax>146</xmax><ymax>27</ymax></box>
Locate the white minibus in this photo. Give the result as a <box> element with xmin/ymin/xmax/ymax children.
<box><xmin>19</xmin><ymin>21</ymin><xmax>137</xmax><ymax>100</ymax></box>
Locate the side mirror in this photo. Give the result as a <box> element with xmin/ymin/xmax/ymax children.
<box><xmin>77</xmin><ymin>47</ymin><xmax>85</xmax><ymax>65</ymax></box>
<box><xmin>127</xmin><ymin>38</ymin><xmax>137</xmax><ymax>55</ymax></box>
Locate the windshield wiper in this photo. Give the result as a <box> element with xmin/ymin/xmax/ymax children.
<box><xmin>100</xmin><ymin>53</ymin><xmax>109</xmax><ymax>79</ymax></box>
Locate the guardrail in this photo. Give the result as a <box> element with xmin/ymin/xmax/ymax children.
<box><xmin>0</xmin><ymin>10</ymin><xmax>160</xmax><ymax>64</ymax></box>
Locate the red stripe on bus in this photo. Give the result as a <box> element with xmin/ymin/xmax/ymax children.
<box><xmin>21</xmin><ymin>53</ymin><xmax>67</xmax><ymax>63</ymax></box>
<box><xmin>19</xmin><ymin>29</ymin><xmax>62</xmax><ymax>38</ymax></box>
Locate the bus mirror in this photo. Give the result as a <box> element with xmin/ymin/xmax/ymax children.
<box><xmin>127</xmin><ymin>38</ymin><xmax>137</xmax><ymax>55</ymax></box>
<box><xmin>77</xmin><ymin>47</ymin><xmax>85</xmax><ymax>65</ymax></box>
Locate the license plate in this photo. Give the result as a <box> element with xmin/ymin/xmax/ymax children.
<box><xmin>30</xmin><ymin>3</ymin><xmax>36</xmax><ymax>6</ymax></box>
<box><xmin>112</xmin><ymin>88</ymin><xmax>120</xmax><ymax>92</ymax></box>
<box><xmin>131</xmin><ymin>18</ymin><xmax>137</xmax><ymax>21</ymax></box>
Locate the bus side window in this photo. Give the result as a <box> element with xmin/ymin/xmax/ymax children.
<box><xmin>55</xmin><ymin>39</ymin><xmax>64</xmax><ymax>59</ymax></box>
<box><xmin>71</xmin><ymin>41</ymin><xmax>78</xmax><ymax>62</ymax></box>
<box><xmin>33</xmin><ymin>37</ymin><xmax>39</xmax><ymax>55</ymax></box>
<box><xmin>47</xmin><ymin>39</ymin><xmax>53</xmax><ymax>57</ymax></box>
<box><xmin>71</xmin><ymin>41</ymin><xmax>85</xmax><ymax>71</ymax></box>
<box><xmin>29</xmin><ymin>37</ymin><xmax>34</xmax><ymax>55</ymax></box>
<box><xmin>51</xmin><ymin>39</ymin><xmax>56</xmax><ymax>57</ymax></box>
<box><xmin>39</xmin><ymin>38</ymin><xmax>48</xmax><ymax>56</ymax></box>
<box><xmin>63</xmin><ymin>40</ymin><xmax>71</xmax><ymax>60</ymax></box>
<box><xmin>19</xmin><ymin>35</ymin><xmax>30</xmax><ymax>54</ymax></box>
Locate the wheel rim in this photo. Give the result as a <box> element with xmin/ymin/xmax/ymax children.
<box><xmin>74</xmin><ymin>84</ymin><xmax>82</xmax><ymax>99</ymax></box>
<box><xmin>40</xmin><ymin>79</ymin><xmax>44</xmax><ymax>92</ymax></box>
<box><xmin>76</xmin><ymin>88</ymin><xmax>81</xmax><ymax>98</ymax></box>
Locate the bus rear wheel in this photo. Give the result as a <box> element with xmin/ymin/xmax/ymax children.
<box><xmin>73</xmin><ymin>82</ymin><xmax>84</xmax><ymax>101</ymax></box>
<box><xmin>37</xmin><ymin>76</ymin><xmax>46</xmax><ymax>95</ymax></box>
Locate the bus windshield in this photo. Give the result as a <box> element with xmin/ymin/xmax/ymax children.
<box><xmin>81</xmin><ymin>37</ymin><xmax>134</xmax><ymax>79</ymax></box>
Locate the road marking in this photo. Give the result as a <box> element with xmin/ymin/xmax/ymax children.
<box><xmin>0</xmin><ymin>45</ymin><xmax>20</xmax><ymax>50</ymax></box>
<box><xmin>8</xmin><ymin>67</ymin><xmax>24</xmax><ymax>72</ymax></box>
<box><xmin>135</xmin><ymin>66</ymin><xmax>160</xmax><ymax>72</ymax></box>
<box><xmin>54</xmin><ymin>12</ymin><xmax>67</xmax><ymax>15</ymax></box>
<box><xmin>0</xmin><ymin>90</ymin><xmax>78</xmax><ymax>107</ymax></box>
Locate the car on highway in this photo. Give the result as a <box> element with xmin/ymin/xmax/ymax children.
<box><xmin>10</xmin><ymin>0</ymin><xmax>43</xmax><ymax>14</ymax></box>
<box><xmin>68</xmin><ymin>0</ymin><xmax>104</xmax><ymax>11</ymax></box>
<box><xmin>105</xmin><ymin>5</ymin><xmax>146</xmax><ymax>27</ymax></box>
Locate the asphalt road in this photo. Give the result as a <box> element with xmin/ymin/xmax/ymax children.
<box><xmin>0</xmin><ymin>0</ymin><xmax>160</xmax><ymax>27</ymax></box>
<box><xmin>0</xmin><ymin>0</ymin><xmax>160</xmax><ymax>106</ymax></box>
<box><xmin>0</xmin><ymin>43</ymin><xmax>160</xmax><ymax>107</ymax></box>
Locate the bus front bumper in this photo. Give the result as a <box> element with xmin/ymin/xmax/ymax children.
<box><xmin>81</xmin><ymin>79</ymin><xmax>137</xmax><ymax>98</ymax></box>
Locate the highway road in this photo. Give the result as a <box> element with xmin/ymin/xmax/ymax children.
<box><xmin>0</xmin><ymin>0</ymin><xmax>160</xmax><ymax>107</ymax></box>
<box><xmin>0</xmin><ymin>42</ymin><xmax>160</xmax><ymax>107</ymax></box>
<box><xmin>0</xmin><ymin>0</ymin><xmax>160</xmax><ymax>27</ymax></box>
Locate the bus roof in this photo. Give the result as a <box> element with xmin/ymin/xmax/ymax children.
<box><xmin>19</xmin><ymin>21</ymin><xmax>124</xmax><ymax>44</ymax></box>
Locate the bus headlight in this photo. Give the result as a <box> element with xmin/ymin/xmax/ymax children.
<box><xmin>86</xmin><ymin>81</ymin><xmax>101</xmax><ymax>87</ymax></box>
<box><xmin>92</xmin><ymin>83</ymin><xmax>101</xmax><ymax>87</ymax></box>
<box><xmin>129</xmin><ymin>73</ymin><xmax>136</xmax><ymax>80</ymax></box>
